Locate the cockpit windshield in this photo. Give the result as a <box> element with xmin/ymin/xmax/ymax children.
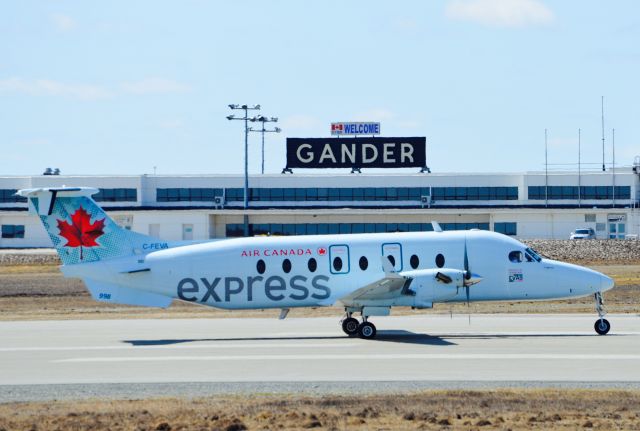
<box><xmin>525</xmin><ymin>247</ymin><xmax>542</xmax><ymax>262</ymax></box>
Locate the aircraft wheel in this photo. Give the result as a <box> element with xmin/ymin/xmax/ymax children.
<box><xmin>341</xmin><ymin>317</ymin><xmax>359</xmax><ymax>336</ymax></box>
<box><xmin>594</xmin><ymin>318</ymin><xmax>610</xmax><ymax>335</ymax></box>
<box><xmin>358</xmin><ymin>321</ymin><xmax>377</xmax><ymax>339</ymax></box>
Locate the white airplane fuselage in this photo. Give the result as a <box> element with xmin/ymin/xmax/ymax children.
<box><xmin>64</xmin><ymin>229</ymin><xmax>613</xmax><ymax>310</ymax></box>
<box><xmin>20</xmin><ymin>186</ymin><xmax>616</xmax><ymax>338</ymax></box>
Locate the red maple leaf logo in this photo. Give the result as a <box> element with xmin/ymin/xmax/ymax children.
<box><xmin>57</xmin><ymin>206</ymin><xmax>105</xmax><ymax>260</ymax></box>
<box><xmin>317</xmin><ymin>247</ymin><xmax>327</xmax><ymax>256</ymax></box>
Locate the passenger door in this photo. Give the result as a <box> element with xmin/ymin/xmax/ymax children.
<box><xmin>329</xmin><ymin>244</ymin><xmax>350</xmax><ymax>274</ymax></box>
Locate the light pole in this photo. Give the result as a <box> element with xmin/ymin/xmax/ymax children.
<box><xmin>227</xmin><ymin>104</ymin><xmax>260</xmax><ymax>236</ymax></box>
<box><xmin>249</xmin><ymin>115</ymin><xmax>281</xmax><ymax>174</ymax></box>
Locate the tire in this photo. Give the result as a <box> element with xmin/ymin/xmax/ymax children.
<box><xmin>594</xmin><ymin>318</ymin><xmax>610</xmax><ymax>335</ymax></box>
<box><xmin>357</xmin><ymin>321</ymin><xmax>377</xmax><ymax>339</ymax></box>
<box><xmin>341</xmin><ymin>317</ymin><xmax>359</xmax><ymax>336</ymax></box>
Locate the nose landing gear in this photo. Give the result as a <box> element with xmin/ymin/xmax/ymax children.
<box><xmin>594</xmin><ymin>292</ymin><xmax>610</xmax><ymax>335</ymax></box>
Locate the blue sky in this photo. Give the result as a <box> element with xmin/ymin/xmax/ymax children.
<box><xmin>2</xmin><ymin>0</ymin><xmax>639</xmax><ymax>175</ymax></box>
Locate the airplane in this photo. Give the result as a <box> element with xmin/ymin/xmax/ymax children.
<box><xmin>18</xmin><ymin>186</ymin><xmax>615</xmax><ymax>339</ymax></box>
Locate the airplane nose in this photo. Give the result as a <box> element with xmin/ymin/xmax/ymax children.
<box><xmin>600</xmin><ymin>274</ymin><xmax>615</xmax><ymax>292</ymax></box>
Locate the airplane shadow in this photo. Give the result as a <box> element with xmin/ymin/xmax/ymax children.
<box><xmin>440</xmin><ymin>333</ymin><xmax>627</xmax><ymax>340</ymax></box>
<box><xmin>123</xmin><ymin>331</ymin><xmax>628</xmax><ymax>347</ymax></box>
<box><xmin>123</xmin><ymin>330</ymin><xmax>456</xmax><ymax>347</ymax></box>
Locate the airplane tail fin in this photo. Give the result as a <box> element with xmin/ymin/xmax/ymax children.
<box><xmin>17</xmin><ymin>187</ymin><xmax>158</xmax><ymax>265</ymax></box>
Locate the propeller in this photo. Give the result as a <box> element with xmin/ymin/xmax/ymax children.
<box><xmin>463</xmin><ymin>239</ymin><xmax>471</xmax><ymax>306</ymax></box>
<box><xmin>462</xmin><ymin>236</ymin><xmax>484</xmax><ymax>324</ymax></box>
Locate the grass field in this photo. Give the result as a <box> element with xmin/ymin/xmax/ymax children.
<box><xmin>1</xmin><ymin>389</ymin><xmax>639</xmax><ymax>430</ymax></box>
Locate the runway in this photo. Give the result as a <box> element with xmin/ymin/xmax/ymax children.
<box><xmin>1</xmin><ymin>314</ymin><xmax>639</xmax><ymax>401</ymax></box>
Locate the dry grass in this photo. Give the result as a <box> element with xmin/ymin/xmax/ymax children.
<box><xmin>0</xmin><ymin>389</ymin><xmax>639</xmax><ymax>430</ymax></box>
<box><xmin>0</xmin><ymin>263</ymin><xmax>638</xmax><ymax>321</ymax></box>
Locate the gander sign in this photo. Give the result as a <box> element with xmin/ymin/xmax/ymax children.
<box><xmin>286</xmin><ymin>137</ymin><xmax>426</xmax><ymax>169</ymax></box>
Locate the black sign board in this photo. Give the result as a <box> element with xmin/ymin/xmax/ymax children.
<box><xmin>286</xmin><ymin>137</ymin><xmax>426</xmax><ymax>169</ymax></box>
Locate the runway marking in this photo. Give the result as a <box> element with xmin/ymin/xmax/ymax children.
<box><xmin>54</xmin><ymin>353</ymin><xmax>640</xmax><ymax>363</ymax></box>
<box><xmin>0</xmin><ymin>343</ymin><xmax>359</xmax><ymax>353</ymax></box>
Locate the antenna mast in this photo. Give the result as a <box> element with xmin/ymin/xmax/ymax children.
<box><xmin>545</xmin><ymin>128</ymin><xmax>548</xmax><ymax>208</ymax></box>
<box><xmin>612</xmin><ymin>128</ymin><xmax>615</xmax><ymax>206</ymax></box>
<box><xmin>601</xmin><ymin>96</ymin><xmax>606</xmax><ymax>171</ymax></box>
<box><xmin>578</xmin><ymin>128</ymin><xmax>581</xmax><ymax>207</ymax></box>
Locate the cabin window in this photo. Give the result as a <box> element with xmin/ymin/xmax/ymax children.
<box><xmin>509</xmin><ymin>251</ymin><xmax>523</xmax><ymax>263</ymax></box>
<box><xmin>308</xmin><ymin>258</ymin><xmax>317</xmax><ymax>272</ymax></box>
<box><xmin>359</xmin><ymin>256</ymin><xmax>368</xmax><ymax>271</ymax></box>
<box><xmin>256</xmin><ymin>259</ymin><xmax>266</xmax><ymax>274</ymax></box>
<box><xmin>386</xmin><ymin>255</ymin><xmax>396</xmax><ymax>267</ymax></box>
<box><xmin>333</xmin><ymin>256</ymin><xmax>343</xmax><ymax>272</ymax></box>
<box><xmin>282</xmin><ymin>259</ymin><xmax>292</xmax><ymax>273</ymax></box>
<box><xmin>410</xmin><ymin>254</ymin><xmax>419</xmax><ymax>269</ymax></box>
<box><xmin>435</xmin><ymin>253</ymin><xmax>445</xmax><ymax>268</ymax></box>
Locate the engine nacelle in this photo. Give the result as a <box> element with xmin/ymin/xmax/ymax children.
<box><xmin>402</xmin><ymin>268</ymin><xmax>466</xmax><ymax>307</ymax></box>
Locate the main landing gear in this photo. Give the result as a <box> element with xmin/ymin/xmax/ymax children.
<box><xmin>594</xmin><ymin>292</ymin><xmax>611</xmax><ymax>335</ymax></box>
<box><xmin>341</xmin><ymin>312</ymin><xmax>377</xmax><ymax>339</ymax></box>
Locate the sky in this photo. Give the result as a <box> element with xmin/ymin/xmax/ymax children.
<box><xmin>1</xmin><ymin>0</ymin><xmax>639</xmax><ymax>176</ymax></box>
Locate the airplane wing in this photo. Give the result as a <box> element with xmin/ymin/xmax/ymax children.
<box><xmin>337</xmin><ymin>257</ymin><xmax>414</xmax><ymax>305</ymax></box>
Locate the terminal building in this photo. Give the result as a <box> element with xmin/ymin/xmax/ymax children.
<box><xmin>1</xmin><ymin>167</ymin><xmax>639</xmax><ymax>248</ymax></box>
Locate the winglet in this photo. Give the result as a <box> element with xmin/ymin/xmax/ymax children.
<box><xmin>432</xmin><ymin>221</ymin><xmax>443</xmax><ymax>232</ymax></box>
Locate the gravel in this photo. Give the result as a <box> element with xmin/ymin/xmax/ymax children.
<box><xmin>0</xmin><ymin>249</ymin><xmax>59</xmax><ymax>266</ymax></box>
<box><xmin>524</xmin><ymin>239</ymin><xmax>640</xmax><ymax>263</ymax></box>
<box><xmin>3</xmin><ymin>381</ymin><xmax>640</xmax><ymax>403</ymax></box>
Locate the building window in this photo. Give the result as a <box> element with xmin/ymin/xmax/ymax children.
<box><xmin>528</xmin><ymin>186</ymin><xmax>631</xmax><ymax>200</ymax></box>
<box><xmin>432</xmin><ymin>187</ymin><xmax>517</xmax><ymax>201</ymax></box>
<box><xmin>1</xmin><ymin>225</ymin><xmax>25</xmax><ymax>238</ymax></box>
<box><xmin>585</xmin><ymin>214</ymin><xmax>596</xmax><ymax>223</ymax></box>
<box><xmin>495</xmin><ymin>222</ymin><xmax>517</xmax><ymax>236</ymax></box>
<box><xmin>94</xmin><ymin>188</ymin><xmax>137</xmax><ymax>202</ymax></box>
<box><xmin>0</xmin><ymin>189</ymin><xmax>27</xmax><ymax>203</ymax></box>
<box><xmin>157</xmin><ymin>188</ymin><xmax>222</xmax><ymax>202</ymax></box>
<box><xmin>224</xmin><ymin>222</ymin><xmax>490</xmax><ymax>238</ymax></box>
<box><xmin>197</xmin><ymin>186</ymin><xmax>520</xmax><ymax>203</ymax></box>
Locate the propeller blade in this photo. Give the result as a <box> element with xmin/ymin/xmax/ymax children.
<box><xmin>464</xmin><ymin>236</ymin><xmax>471</xmax><ymax>325</ymax></box>
<box><xmin>463</xmin><ymin>238</ymin><xmax>471</xmax><ymax>281</ymax></box>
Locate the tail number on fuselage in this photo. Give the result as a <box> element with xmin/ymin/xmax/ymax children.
<box><xmin>177</xmin><ymin>275</ymin><xmax>331</xmax><ymax>303</ymax></box>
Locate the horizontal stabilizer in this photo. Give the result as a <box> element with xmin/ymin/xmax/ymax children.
<box><xmin>84</xmin><ymin>279</ymin><xmax>172</xmax><ymax>308</ymax></box>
